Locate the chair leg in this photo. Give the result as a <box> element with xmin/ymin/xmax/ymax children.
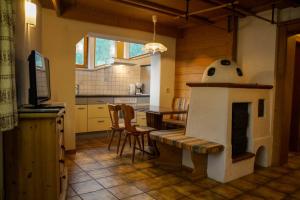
<box><xmin>132</xmin><ymin>136</ymin><xmax>137</xmax><ymax>163</ymax></box>
<box><xmin>120</xmin><ymin>134</ymin><xmax>128</xmax><ymax>157</ymax></box>
<box><xmin>108</xmin><ymin>129</ymin><xmax>115</xmax><ymax>151</ymax></box>
<box><xmin>128</xmin><ymin>135</ymin><xmax>132</xmax><ymax>147</ymax></box>
<box><xmin>136</xmin><ymin>135</ymin><xmax>142</xmax><ymax>150</ymax></box>
<box><xmin>141</xmin><ymin>134</ymin><xmax>145</xmax><ymax>156</ymax></box>
<box><xmin>116</xmin><ymin>130</ymin><xmax>122</xmax><ymax>154</ymax></box>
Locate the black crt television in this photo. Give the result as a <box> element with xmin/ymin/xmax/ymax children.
<box><xmin>28</xmin><ymin>50</ymin><xmax>51</xmax><ymax>106</ymax></box>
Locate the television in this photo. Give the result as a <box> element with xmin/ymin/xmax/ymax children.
<box><xmin>28</xmin><ymin>50</ymin><xmax>51</xmax><ymax>106</ymax></box>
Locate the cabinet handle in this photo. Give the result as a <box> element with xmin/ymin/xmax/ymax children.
<box><xmin>78</xmin><ymin>107</ymin><xmax>86</xmax><ymax>110</ymax></box>
<box><xmin>59</xmin><ymin>159</ymin><xmax>65</xmax><ymax>164</ymax></box>
<box><xmin>97</xmin><ymin>107</ymin><xmax>104</xmax><ymax>109</ymax></box>
<box><xmin>97</xmin><ymin>120</ymin><xmax>104</xmax><ymax>123</ymax></box>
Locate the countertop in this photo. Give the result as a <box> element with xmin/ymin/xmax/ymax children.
<box><xmin>76</xmin><ymin>94</ymin><xmax>150</xmax><ymax>98</ymax></box>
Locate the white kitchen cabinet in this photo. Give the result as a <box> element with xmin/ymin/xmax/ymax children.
<box><xmin>136</xmin><ymin>111</ymin><xmax>147</xmax><ymax>126</ymax></box>
<box><xmin>75</xmin><ymin>105</ymin><xmax>88</xmax><ymax>133</ymax></box>
<box><xmin>87</xmin><ymin>117</ymin><xmax>111</xmax><ymax>132</ymax></box>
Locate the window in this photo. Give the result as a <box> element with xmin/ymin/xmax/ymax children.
<box><xmin>129</xmin><ymin>43</ymin><xmax>144</xmax><ymax>58</ymax></box>
<box><xmin>75</xmin><ymin>37</ymin><xmax>87</xmax><ymax>66</ymax></box>
<box><xmin>95</xmin><ymin>38</ymin><xmax>115</xmax><ymax>66</ymax></box>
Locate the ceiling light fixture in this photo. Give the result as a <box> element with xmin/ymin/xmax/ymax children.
<box><xmin>143</xmin><ymin>15</ymin><xmax>167</xmax><ymax>54</ymax></box>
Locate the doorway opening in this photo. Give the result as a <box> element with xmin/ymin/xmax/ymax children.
<box><xmin>288</xmin><ymin>34</ymin><xmax>300</xmax><ymax>152</ymax></box>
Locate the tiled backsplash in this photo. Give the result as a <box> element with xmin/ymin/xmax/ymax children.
<box><xmin>76</xmin><ymin>65</ymin><xmax>141</xmax><ymax>95</ymax></box>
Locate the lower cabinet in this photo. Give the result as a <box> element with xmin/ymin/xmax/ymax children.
<box><xmin>75</xmin><ymin>104</ymin><xmax>111</xmax><ymax>133</ymax></box>
<box><xmin>4</xmin><ymin>108</ymin><xmax>67</xmax><ymax>200</ymax></box>
<box><xmin>87</xmin><ymin>117</ymin><xmax>111</xmax><ymax>132</ymax></box>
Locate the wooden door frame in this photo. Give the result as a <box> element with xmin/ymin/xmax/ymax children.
<box><xmin>273</xmin><ymin>19</ymin><xmax>300</xmax><ymax>165</ymax></box>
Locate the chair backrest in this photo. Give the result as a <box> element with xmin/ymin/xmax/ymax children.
<box><xmin>121</xmin><ymin>104</ymin><xmax>136</xmax><ymax>132</ymax></box>
<box><xmin>172</xmin><ymin>97</ymin><xmax>189</xmax><ymax>120</ymax></box>
<box><xmin>108</xmin><ymin>104</ymin><xmax>122</xmax><ymax>129</ymax></box>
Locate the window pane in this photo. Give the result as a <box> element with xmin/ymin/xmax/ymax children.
<box><xmin>129</xmin><ymin>43</ymin><xmax>144</xmax><ymax>58</ymax></box>
<box><xmin>76</xmin><ymin>38</ymin><xmax>84</xmax><ymax>65</ymax></box>
<box><xmin>95</xmin><ymin>38</ymin><xmax>115</xmax><ymax>66</ymax></box>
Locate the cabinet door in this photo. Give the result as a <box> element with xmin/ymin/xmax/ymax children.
<box><xmin>88</xmin><ymin>104</ymin><xmax>109</xmax><ymax>118</ymax></box>
<box><xmin>136</xmin><ymin>112</ymin><xmax>147</xmax><ymax>126</ymax></box>
<box><xmin>88</xmin><ymin>118</ymin><xmax>111</xmax><ymax>132</ymax></box>
<box><xmin>75</xmin><ymin>105</ymin><xmax>88</xmax><ymax>133</ymax></box>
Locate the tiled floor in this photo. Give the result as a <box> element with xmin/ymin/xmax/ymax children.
<box><xmin>66</xmin><ymin>135</ymin><xmax>300</xmax><ymax>200</ymax></box>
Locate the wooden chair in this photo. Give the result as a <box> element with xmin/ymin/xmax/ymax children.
<box><xmin>163</xmin><ymin>97</ymin><xmax>189</xmax><ymax>128</ymax></box>
<box><xmin>107</xmin><ymin>104</ymin><xmax>125</xmax><ymax>154</ymax></box>
<box><xmin>119</xmin><ymin>104</ymin><xmax>155</xmax><ymax>163</ymax></box>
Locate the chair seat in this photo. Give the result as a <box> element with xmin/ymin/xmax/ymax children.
<box><xmin>163</xmin><ymin>118</ymin><xmax>186</xmax><ymax>126</ymax></box>
<box><xmin>136</xmin><ymin>126</ymin><xmax>156</xmax><ymax>133</ymax></box>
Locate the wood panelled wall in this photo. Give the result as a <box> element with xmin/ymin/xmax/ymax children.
<box><xmin>175</xmin><ymin>20</ymin><xmax>233</xmax><ymax>98</ymax></box>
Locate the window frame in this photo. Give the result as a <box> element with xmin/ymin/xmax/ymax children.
<box><xmin>75</xmin><ymin>36</ymin><xmax>88</xmax><ymax>68</ymax></box>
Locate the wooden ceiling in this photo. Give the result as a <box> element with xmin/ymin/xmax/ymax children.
<box><xmin>40</xmin><ymin>0</ymin><xmax>300</xmax><ymax>37</ymax></box>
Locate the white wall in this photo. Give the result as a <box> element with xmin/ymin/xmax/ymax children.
<box><xmin>15</xmin><ymin>0</ymin><xmax>42</xmax><ymax>105</ymax></box>
<box><xmin>41</xmin><ymin>9</ymin><xmax>176</xmax><ymax>150</ymax></box>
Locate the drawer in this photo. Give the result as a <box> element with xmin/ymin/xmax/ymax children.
<box><xmin>87</xmin><ymin>97</ymin><xmax>114</xmax><ymax>104</ymax></box>
<box><xmin>88</xmin><ymin>117</ymin><xmax>111</xmax><ymax>132</ymax></box>
<box><xmin>88</xmin><ymin>104</ymin><xmax>109</xmax><ymax>118</ymax></box>
<box><xmin>136</xmin><ymin>111</ymin><xmax>146</xmax><ymax>117</ymax></box>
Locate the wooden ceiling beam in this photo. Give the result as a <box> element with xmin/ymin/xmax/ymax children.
<box><xmin>198</xmin><ymin>0</ymin><xmax>246</xmax><ymax>17</ymax></box>
<box><xmin>61</xmin><ymin>6</ymin><xmax>180</xmax><ymax>38</ymax></box>
<box><xmin>203</xmin><ymin>0</ymin><xmax>276</xmax><ymax>24</ymax></box>
<box><xmin>51</xmin><ymin>0</ymin><xmax>62</xmax><ymax>16</ymax></box>
<box><xmin>110</xmin><ymin>0</ymin><xmax>215</xmax><ymax>25</ymax></box>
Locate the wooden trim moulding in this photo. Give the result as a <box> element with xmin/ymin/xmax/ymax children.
<box><xmin>186</xmin><ymin>82</ymin><xmax>273</xmax><ymax>89</ymax></box>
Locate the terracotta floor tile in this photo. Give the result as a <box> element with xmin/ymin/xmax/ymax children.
<box><xmin>252</xmin><ymin>186</ymin><xmax>286</xmax><ymax>199</ymax></box>
<box><xmin>96</xmin><ymin>176</ymin><xmax>127</xmax><ymax>188</ymax></box>
<box><xmin>235</xmin><ymin>194</ymin><xmax>264</xmax><ymax>200</ymax></box>
<box><xmin>88</xmin><ymin>169</ymin><xmax>114</xmax><ymax>179</ymax></box>
<box><xmin>255</xmin><ymin>168</ymin><xmax>283</xmax><ymax>178</ymax></box>
<box><xmin>68</xmin><ymin>187</ymin><xmax>77</xmax><ymax>197</ymax></box>
<box><xmin>72</xmin><ymin>180</ymin><xmax>104</xmax><ymax>195</ymax></box>
<box><xmin>291</xmin><ymin>190</ymin><xmax>300</xmax><ymax>199</ymax></box>
<box><xmin>67</xmin><ymin>196</ymin><xmax>82</xmax><ymax>200</ymax></box>
<box><xmin>108</xmin><ymin>185</ymin><xmax>143</xmax><ymax>199</ymax></box>
<box><xmin>134</xmin><ymin>178</ymin><xmax>165</xmax><ymax>192</ymax></box>
<box><xmin>140</xmin><ymin>167</ymin><xmax>167</xmax><ymax>177</ymax></box>
<box><xmin>211</xmin><ymin>185</ymin><xmax>243</xmax><ymax>199</ymax></box>
<box><xmin>80</xmin><ymin>189</ymin><xmax>118</xmax><ymax>200</ymax></box>
<box><xmin>242</xmin><ymin>173</ymin><xmax>271</xmax><ymax>185</ymax></box>
<box><xmin>122</xmin><ymin>171</ymin><xmax>150</xmax><ymax>182</ymax></box>
<box><xmin>79</xmin><ymin>162</ymin><xmax>105</xmax><ymax>171</ymax></box>
<box><xmin>69</xmin><ymin>172</ymin><xmax>92</xmax><ymax>184</ymax></box>
<box><xmin>133</xmin><ymin>162</ymin><xmax>154</xmax><ymax>170</ymax></box>
<box><xmin>267</xmin><ymin>180</ymin><xmax>299</xmax><ymax>193</ymax></box>
<box><xmin>228</xmin><ymin>179</ymin><xmax>257</xmax><ymax>191</ymax></box>
<box><xmin>172</xmin><ymin>181</ymin><xmax>204</xmax><ymax>196</ymax></box>
<box><xmin>147</xmin><ymin>186</ymin><xmax>185</xmax><ymax>200</ymax></box>
<box><xmin>110</xmin><ymin>165</ymin><xmax>136</xmax><ymax>174</ymax></box>
<box><xmin>124</xmin><ymin>193</ymin><xmax>155</xmax><ymax>200</ymax></box>
<box><xmin>195</xmin><ymin>178</ymin><xmax>220</xmax><ymax>189</ymax></box>
<box><xmin>100</xmin><ymin>159</ymin><xmax>123</xmax><ymax>168</ymax></box>
<box><xmin>189</xmin><ymin>190</ymin><xmax>225</xmax><ymax>200</ymax></box>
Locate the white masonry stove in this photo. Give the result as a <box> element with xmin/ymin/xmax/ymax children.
<box><xmin>184</xmin><ymin>59</ymin><xmax>273</xmax><ymax>183</ymax></box>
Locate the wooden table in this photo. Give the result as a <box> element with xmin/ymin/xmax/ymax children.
<box><xmin>135</xmin><ymin>105</ymin><xmax>188</xmax><ymax>130</ymax></box>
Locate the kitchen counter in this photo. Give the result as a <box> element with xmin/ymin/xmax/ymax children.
<box><xmin>76</xmin><ymin>94</ymin><xmax>150</xmax><ymax>98</ymax></box>
<box><xmin>75</xmin><ymin>94</ymin><xmax>150</xmax><ymax>105</ymax></box>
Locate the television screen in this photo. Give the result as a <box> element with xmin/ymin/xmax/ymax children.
<box><xmin>28</xmin><ymin>50</ymin><xmax>51</xmax><ymax>106</ymax></box>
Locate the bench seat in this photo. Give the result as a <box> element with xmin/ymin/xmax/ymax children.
<box><xmin>150</xmin><ymin>130</ymin><xmax>224</xmax><ymax>154</ymax></box>
<box><xmin>150</xmin><ymin>130</ymin><xmax>224</xmax><ymax>180</ymax></box>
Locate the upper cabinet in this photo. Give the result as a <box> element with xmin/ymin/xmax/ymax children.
<box><xmin>75</xmin><ymin>36</ymin><xmax>149</xmax><ymax>69</ymax></box>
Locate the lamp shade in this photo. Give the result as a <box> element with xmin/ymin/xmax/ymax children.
<box><xmin>25</xmin><ymin>1</ymin><xmax>37</xmax><ymax>26</ymax></box>
<box><xmin>143</xmin><ymin>42</ymin><xmax>167</xmax><ymax>54</ymax></box>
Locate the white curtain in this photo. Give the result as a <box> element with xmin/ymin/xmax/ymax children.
<box><xmin>0</xmin><ymin>0</ymin><xmax>18</xmax><ymax>131</ymax></box>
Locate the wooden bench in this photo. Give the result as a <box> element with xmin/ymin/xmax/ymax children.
<box><xmin>150</xmin><ymin>130</ymin><xmax>224</xmax><ymax>180</ymax></box>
